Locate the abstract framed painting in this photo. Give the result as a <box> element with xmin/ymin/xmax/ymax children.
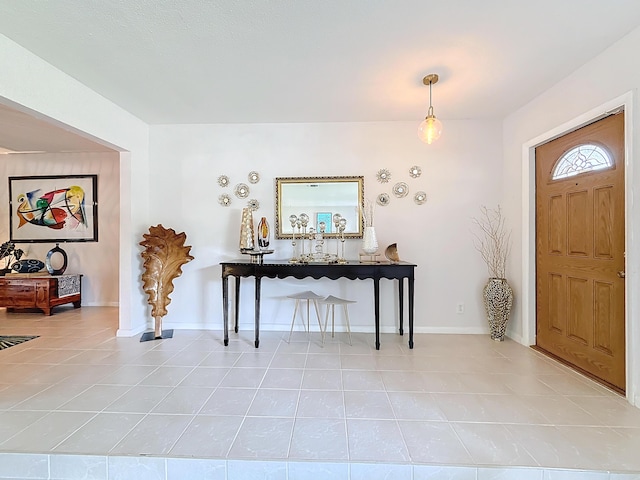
<box><xmin>9</xmin><ymin>175</ymin><xmax>98</xmax><ymax>243</ymax></box>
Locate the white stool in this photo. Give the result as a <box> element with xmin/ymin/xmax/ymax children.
<box><xmin>319</xmin><ymin>295</ymin><xmax>356</xmax><ymax>345</ymax></box>
<box><xmin>287</xmin><ymin>291</ymin><xmax>324</xmax><ymax>342</ymax></box>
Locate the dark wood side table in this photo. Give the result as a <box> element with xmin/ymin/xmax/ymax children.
<box><xmin>221</xmin><ymin>260</ymin><xmax>415</xmax><ymax>350</ymax></box>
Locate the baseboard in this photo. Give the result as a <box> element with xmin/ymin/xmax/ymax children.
<box><xmin>160</xmin><ymin>322</ymin><xmax>497</xmax><ymax>336</ymax></box>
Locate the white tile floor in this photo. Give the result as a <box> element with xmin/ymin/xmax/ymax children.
<box><xmin>0</xmin><ymin>306</ymin><xmax>639</xmax><ymax>480</ymax></box>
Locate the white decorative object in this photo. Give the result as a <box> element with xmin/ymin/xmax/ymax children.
<box><xmin>361</xmin><ymin>199</ymin><xmax>378</xmax><ymax>255</ymax></box>
<box><xmin>362</xmin><ymin>226</ymin><xmax>379</xmax><ymax>255</ymax></box>
<box><xmin>248</xmin><ymin>171</ymin><xmax>260</xmax><ymax>184</ymax></box>
<box><xmin>409</xmin><ymin>166</ymin><xmax>422</xmax><ymax>178</ymax></box>
<box><xmin>247</xmin><ymin>199</ymin><xmax>260</xmax><ymax>211</ymax></box>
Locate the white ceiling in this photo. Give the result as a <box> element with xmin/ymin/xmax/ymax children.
<box><xmin>1</xmin><ymin>0</ymin><xmax>640</xmax><ymax>150</ymax></box>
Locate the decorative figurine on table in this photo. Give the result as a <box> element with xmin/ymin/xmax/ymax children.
<box><xmin>139</xmin><ymin>225</ymin><xmax>194</xmax><ymax>342</ymax></box>
<box><xmin>257</xmin><ymin>217</ymin><xmax>270</xmax><ymax>250</ymax></box>
<box><xmin>338</xmin><ymin>218</ymin><xmax>348</xmax><ymax>264</ymax></box>
<box><xmin>239</xmin><ymin>207</ymin><xmax>256</xmax><ymax>253</ymax></box>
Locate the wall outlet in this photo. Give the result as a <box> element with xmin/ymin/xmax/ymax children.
<box><xmin>456</xmin><ymin>303</ymin><xmax>464</xmax><ymax>314</ymax></box>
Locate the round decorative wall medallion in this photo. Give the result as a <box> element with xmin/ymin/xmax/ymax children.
<box><xmin>392</xmin><ymin>182</ymin><xmax>409</xmax><ymax>198</ymax></box>
<box><xmin>218</xmin><ymin>194</ymin><xmax>232</xmax><ymax>206</ymax></box>
<box><xmin>248</xmin><ymin>171</ymin><xmax>260</xmax><ymax>184</ymax></box>
<box><xmin>234</xmin><ymin>183</ymin><xmax>250</xmax><ymax>198</ymax></box>
<box><xmin>409</xmin><ymin>166</ymin><xmax>422</xmax><ymax>178</ymax></box>
<box><xmin>217</xmin><ymin>175</ymin><xmax>230</xmax><ymax>187</ymax></box>
<box><xmin>376</xmin><ymin>193</ymin><xmax>390</xmax><ymax>206</ymax></box>
<box><xmin>414</xmin><ymin>191</ymin><xmax>427</xmax><ymax>205</ymax></box>
<box><xmin>376</xmin><ymin>169</ymin><xmax>391</xmax><ymax>183</ymax></box>
<box><xmin>247</xmin><ymin>199</ymin><xmax>260</xmax><ymax>211</ymax></box>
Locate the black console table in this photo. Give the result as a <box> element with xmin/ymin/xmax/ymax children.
<box><xmin>221</xmin><ymin>260</ymin><xmax>416</xmax><ymax>350</ymax></box>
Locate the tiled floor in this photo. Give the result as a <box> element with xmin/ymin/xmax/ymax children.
<box><xmin>0</xmin><ymin>306</ymin><xmax>639</xmax><ymax>479</ymax></box>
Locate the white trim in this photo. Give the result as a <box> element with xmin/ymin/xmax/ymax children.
<box><xmin>160</xmin><ymin>323</ymin><xmax>492</xmax><ymax>335</ymax></box>
<box><xmin>521</xmin><ymin>91</ymin><xmax>636</xmax><ymax>405</ymax></box>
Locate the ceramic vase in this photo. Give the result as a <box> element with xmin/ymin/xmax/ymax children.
<box><xmin>482</xmin><ymin>277</ymin><xmax>513</xmax><ymax>341</ymax></box>
<box><xmin>239</xmin><ymin>208</ymin><xmax>255</xmax><ymax>252</ymax></box>
<box><xmin>257</xmin><ymin>217</ymin><xmax>270</xmax><ymax>250</ymax></box>
<box><xmin>362</xmin><ymin>226</ymin><xmax>379</xmax><ymax>254</ymax></box>
<box><xmin>45</xmin><ymin>243</ymin><xmax>68</xmax><ymax>275</ymax></box>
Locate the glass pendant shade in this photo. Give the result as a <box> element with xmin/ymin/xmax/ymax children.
<box><xmin>417</xmin><ymin>73</ymin><xmax>443</xmax><ymax>144</ymax></box>
<box><xmin>417</xmin><ymin>113</ymin><xmax>443</xmax><ymax>144</ymax></box>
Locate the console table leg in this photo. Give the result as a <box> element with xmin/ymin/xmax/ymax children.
<box><xmin>254</xmin><ymin>277</ymin><xmax>261</xmax><ymax>348</ymax></box>
<box><xmin>398</xmin><ymin>279</ymin><xmax>404</xmax><ymax>336</ymax></box>
<box><xmin>223</xmin><ymin>275</ymin><xmax>229</xmax><ymax>346</ymax></box>
<box><xmin>408</xmin><ymin>275</ymin><xmax>415</xmax><ymax>349</ymax></box>
<box><xmin>234</xmin><ymin>276</ymin><xmax>240</xmax><ymax>333</ymax></box>
<box><xmin>374</xmin><ymin>278</ymin><xmax>381</xmax><ymax>350</ymax></box>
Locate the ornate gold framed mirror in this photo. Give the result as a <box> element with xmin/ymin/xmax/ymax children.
<box><xmin>275</xmin><ymin>176</ymin><xmax>364</xmax><ymax>239</ymax></box>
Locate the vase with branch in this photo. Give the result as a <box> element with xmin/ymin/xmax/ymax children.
<box><xmin>361</xmin><ymin>199</ymin><xmax>378</xmax><ymax>255</ymax></box>
<box><xmin>472</xmin><ymin>205</ymin><xmax>513</xmax><ymax>341</ymax></box>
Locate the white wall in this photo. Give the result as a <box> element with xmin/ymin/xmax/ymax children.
<box><xmin>0</xmin><ymin>152</ymin><xmax>120</xmax><ymax>305</ymax></box>
<box><xmin>149</xmin><ymin>120</ymin><xmax>503</xmax><ymax>335</ymax></box>
<box><xmin>503</xmin><ymin>26</ymin><xmax>640</xmax><ymax>405</ymax></box>
<box><xmin>0</xmin><ymin>34</ymin><xmax>150</xmax><ymax>335</ymax></box>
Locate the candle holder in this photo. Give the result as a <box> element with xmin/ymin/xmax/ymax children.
<box><xmin>333</xmin><ymin>213</ymin><xmax>342</xmax><ymax>258</ymax></box>
<box><xmin>289</xmin><ymin>215</ymin><xmax>298</xmax><ymax>263</ymax></box>
<box><xmin>299</xmin><ymin>213</ymin><xmax>309</xmax><ymax>262</ymax></box>
<box><xmin>337</xmin><ymin>218</ymin><xmax>348</xmax><ymax>264</ymax></box>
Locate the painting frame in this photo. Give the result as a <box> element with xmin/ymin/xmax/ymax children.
<box><xmin>9</xmin><ymin>174</ymin><xmax>98</xmax><ymax>243</ymax></box>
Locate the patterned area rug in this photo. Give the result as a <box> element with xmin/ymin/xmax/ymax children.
<box><xmin>0</xmin><ymin>335</ymin><xmax>38</xmax><ymax>350</ymax></box>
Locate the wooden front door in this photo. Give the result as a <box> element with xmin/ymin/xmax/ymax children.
<box><xmin>535</xmin><ymin>113</ymin><xmax>625</xmax><ymax>392</ymax></box>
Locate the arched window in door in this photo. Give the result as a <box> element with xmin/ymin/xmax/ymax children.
<box><xmin>552</xmin><ymin>144</ymin><xmax>613</xmax><ymax>180</ymax></box>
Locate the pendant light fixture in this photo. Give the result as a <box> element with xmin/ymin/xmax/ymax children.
<box><xmin>417</xmin><ymin>74</ymin><xmax>443</xmax><ymax>144</ymax></box>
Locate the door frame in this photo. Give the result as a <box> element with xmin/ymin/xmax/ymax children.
<box><xmin>520</xmin><ymin>91</ymin><xmax>638</xmax><ymax>405</ymax></box>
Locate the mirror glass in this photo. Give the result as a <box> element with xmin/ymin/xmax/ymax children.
<box><xmin>275</xmin><ymin>176</ymin><xmax>364</xmax><ymax>239</ymax></box>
